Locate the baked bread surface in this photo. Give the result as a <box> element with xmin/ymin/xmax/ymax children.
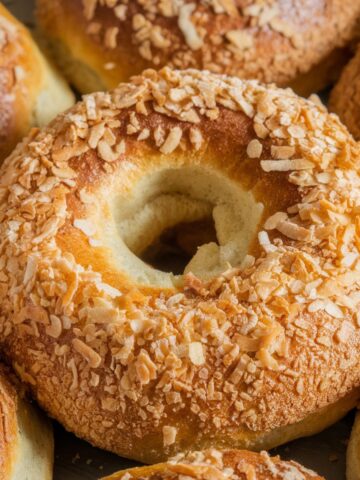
<box><xmin>0</xmin><ymin>3</ymin><xmax>74</xmax><ymax>161</ymax></box>
<box><xmin>102</xmin><ymin>448</ymin><xmax>325</xmax><ymax>480</ymax></box>
<box><xmin>36</xmin><ymin>0</ymin><xmax>360</xmax><ymax>95</ymax></box>
<box><xmin>0</xmin><ymin>68</ymin><xmax>360</xmax><ymax>462</ymax></box>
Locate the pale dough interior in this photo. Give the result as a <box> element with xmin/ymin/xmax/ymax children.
<box><xmin>103</xmin><ymin>166</ymin><xmax>263</xmax><ymax>287</ymax></box>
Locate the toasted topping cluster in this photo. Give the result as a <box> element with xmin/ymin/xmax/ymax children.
<box><xmin>0</xmin><ymin>68</ymin><xmax>359</xmax><ymax>459</ymax></box>
<box><xmin>79</xmin><ymin>0</ymin><xmax>359</xmax><ymax>86</ymax></box>
<box><xmin>103</xmin><ymin>449</ymin><xmax>322</xmax><ymax>480</ymax></box>
<box><xmin>82</xmin><ymin>0</ymin><xmax>301</xmax><ymax>71</ymax></box>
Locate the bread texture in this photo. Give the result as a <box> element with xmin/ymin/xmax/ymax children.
<box><xmin>0</xmin><ymin>68</ymin><xmax>360</xmax><ymax>463</ymax></box>
<box><xmin>102</xmin><ymin>448</ymin><xmax>325</xmax><ymax>480</ymax></box>
<box><xmin>0</xmin><ymin>364</ymin><xmax>53</xmax><ymax>480</ymax></box>
<box><xmin>35</xmin><ymin>0</ymin><xmax>360</xmax><ymax>96</ymax></box>
<box><xmin>0</xmin><ymin>3</ymin><xmax>74</xmax><ymax>161</ymax></box>
<box><xmin>347</xmin><ymin>411</ymin><xmax>360</xmax><ymax>480</ymax></box>
<box><xmin>330</xmin><ymin>47</ymin><xmax>360</xmax><ymax>140</ymax></box>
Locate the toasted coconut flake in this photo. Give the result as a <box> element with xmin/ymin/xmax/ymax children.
<box><xmin>264</xmin><ymin>212</ymin><xmax>288</xmax><ymax>230</ymax></box>
<box><xmin>114</xmin><ymin>4</ymin><xmax>127</xmax><ymax>20</ymax></box>
<box><xmin>23</xmin><ymin>255</ymin><xmax>38</xmax><ymax>285</ymax></box>
<box><xmin>261</xmin><ymin>159</ymin><xmax>314</xmax><ymax>172</ymax></box>
<box><xmin>178</xmin><ymin>3</ymin><xmax>203</xmax><ymax>50</ymax></box>
<box><xmin>162</xmin><ymin>425</ymin><xmax>177</xmax><ymax>446</ymax></box>
<box><xmin>189</xmin><ymin>127</ymin><xmax>203</xmax><ymax>150</ymax></box>
<box><xmin>46</xmin><ymin>315</ymin><xmax>62</xmax><ymax>338</ymax></box>
<box><xmin>235</xmin><ymin>335</ymin><xmax>260</xmax><ymax>352</ymax></box>
<box><xmin>335</xmin><ymin>321</ymin><xmax>354</xmax><ymax>343</ymax></box>
<box><xmin>308</xmin><ymin>299</ymin><xmax>325</xmax><ymax>313</ymax></box>
<box><xmin>96</xmin><ymin>282</ymin><xmax>121</xmax><ymax>298</ymax></box>
<box><xmin>52</xmin><ymin>142</ymin><xmax>88</xmax><ymax>163</ymax></box>
<box><xmin>324</xmin><ymin>300</ymin><xmax>343</xmax><ymax>319</ymax></box>
<box><xmin>257</xmin><ymin>348</ymin><xmax>279</xmax><ymax>370</ymax></box>
<box><xmin>258</xmin><ymin>230</ymin><xmax>270</xmax><ymax>245</ymax></box>
<box><xmin>72</xmin><ymin>338</ymin><xmax>102</xmax><ymax>368</ymax></box>
<box><xmin>270</xmin><ymin>145</ymin><xmax>295</xmax><ymax>159</ymax></box>
<box><xmin>89</xmin><ymin>122</ymin><xmax>105</xmax><ymax>148</ymax></box>
<box><xmin>160</xmin><ymin>127</ymin><xmax>183</xmax><ymax>154</ymax></box>
<box><xmin>276</xmin><ymin>220</ymin><xmax>311</xmax><ymax>241</ymax></box>
<box><xmin>288</xmin><ymin>125</ymin><xmax>306</xmax><ymax>138</ymax></box>
<box><xmin>189</xmin><ymin>342</ymin><xmax>205</xmax><ymax>365</ymax></box>
<box><xmin>105</xmin><ymin>26</ymin><xmax>119</xmax><ymax>49</ymax></box>
<box><xmin>247</xmin><ymin>139</ymin><xmax>263</xmax><ymax>158</ymax></box>
<box><xmin>98</xmin><ymin>139</ymin><xmax>119</xmax><ymax>162</ymax></box>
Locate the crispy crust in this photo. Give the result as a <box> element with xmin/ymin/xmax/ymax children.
<box><xmin>0</xmin><ymin>364</ymin><xmax>53</xmax><ymax>480</ymax></box>
<box><xmin>347</xmin><ymin>411</ymin><xmax>360</xmax><ymax>480</ymax></box>
<box><xmin>0</xmin><ymin>4</ymin><xmax>74</xmax><ymax>161</ymax></box>
<box><xmin>35</xmin><ymin>0</ymin><xmax>360</xmax><ymax>96</ymax></box>
<box><xmin>0</xmin><ymin>68</ymin><xmax>360</xmax><ymax>463</ymax></box>
<box><xmin>330</xmin><ymin>47</ymin><xmax>360</xmax><ymax>141</ymax></box>
<box><xmin>101</xmin><ymin>449</ymin><xmax>324</xmax><ymax>480</ymax></box>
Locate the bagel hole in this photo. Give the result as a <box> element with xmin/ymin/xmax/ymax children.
<box><xmin>106</xmin><ymin>166</ymin><xmax>264</xmax><ymax>287</ymax></box>
<box><xmin>140</xmin><ymin>217</ymin><xmax>217</xmax><ymax>275</ymax></box>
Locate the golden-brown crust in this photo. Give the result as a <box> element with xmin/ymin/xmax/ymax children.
<box><xmin>0</xmin><ymin>68</ymin><xmax>360</xmax><ymax>463</ymax></box>
<box><xmin>330</xmin><ymin>47</ymin><xmax>360</xmax><ymax>141</ymax></box>
<box><xmin>0</xmin><ymin>4</ymin><xmax>74</xmax><ymax>162</ymax></box>
<box><xmin>0</xmin><ymin>4</ymin><xmax>41</xmax><ymax>160</ymax></box>
<box><xmin>102</xmin><ymin>449</ymin><xmax>324</xmax><ymax>480</ymax></box>
<box><xmin>36</xmin><ymin>0</ymin><xmax>360</xmax><ymax>96</ymax></box>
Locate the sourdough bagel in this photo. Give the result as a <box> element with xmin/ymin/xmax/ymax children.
<box><xmin>0</xmin><ymin>363</ymin><xmax>53</xmax><ymax>480</ymax></box>
<box><xmin>35</xmin><ymin>0</ymin><xmax>360</xmax><ymax>96</ymax></box>
<box><xmin>330</xmin><ymin>47</ymin><xmax>360</xmax><ymax>140</ymax></box>
<box><xmin>0</xmin><ymin>68</ymin><xmax>360</xmax><ymax>463</ymax></box>
<box><xmin>347</xmin><ymin>411</ymin><xmax>360</xmax><ymax>480</ymax></box>
<box><xmin>102</xmin><ymin>449</ymin><xmax>324</xmax><ymax>480</ymax></box>
<box><xmin>0</xmin><ymin>3</ymin><xmax>74</xmax><ymax>161</ymax></box>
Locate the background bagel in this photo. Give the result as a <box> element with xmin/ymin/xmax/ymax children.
<box><xmin>0</xmin><ymin>3</ymin><xmax>74</xmax><ymax>161</ymax></box>
<box><xmin>0</xmin><ymin>363</ymin><xmax>53</xmax><ymax>480</ymax></box>
<box><xmin>347</xmin><ymin>411</ymin><xmax>360</xmax><ymax>480</ymax></box>
<box><xmin>35</xmin><ymin>0</ymin><xmax>360</xmax><ymax>96</ymax></box>
<box><xmin>330</xmin><ymin>46</ymin><xmax>360</xmax><ymax>140</ymax></box>
<box><xmin>101</xmin><ymin>448</ymin><xmax>325</xmax><ymax>480</ymax></box>
<box><xmin>0</xmin><ymin>68</ymin><xmax>360</xmax><ymax>463</ymax></box>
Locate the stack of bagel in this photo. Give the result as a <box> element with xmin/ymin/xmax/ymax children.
<box><xmin>1</xmin><ymin>1</ymin><xmax>360</xmax><ymax>479</ymax></box>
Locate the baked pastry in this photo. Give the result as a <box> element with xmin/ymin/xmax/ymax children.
<box><xmin>101</xmin><ymin>449</ymin><xmax>325</xmax><ymax>480</ymax></box>
<box><xmin>35</xmin><ymin>0</ymin><xmax>360</xmax><ymax>96</ymax></box>
<box><xmin>0</xmin><ymin>3</ymin><xmax>74</xmax><ymax>161</ymax></box>
<box><xmin>0</xmin><ymin>68</ymin><xmax>360</xmax><ymax>463</ymax></box>
<box><xmin>0</xmin><ymin>363</ymin><xmax>53</xmax><ymax>480</ymax></box>
<box><xmin>330</xmin><ymin>47</ymin><xmax>360</xmax><ymax>140</ymax></box>
<box><xmin>347</xmin><ymin>411</ymin><xmax>360</xmax><ymax>480</ymax></box>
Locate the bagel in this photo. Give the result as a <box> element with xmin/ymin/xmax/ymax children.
<box><xmin>0</xmin><ymin>3</ymin><xmax>74</xmax><ymax>161</ymax></box>
<box><xmin>330</xmin><ymin>47</ymin><xmax>360</xmax><ymax>140</ymax></box>
<box><xmin>35</xmin><ymin>0</ymin><xmax>360</xmax><ymax>96</ymax></box>
<box><xmin>347</xmin><ymin>411</ymin><xmax>360</xmax><ymax>480</ymax></box>
<box><xmin>0</xmin><ymin>68</ymin><xmax>360</xmax><ymax>463</ymax></box>
<box><xmin>0</xmin><ymin>363</ymin><xmax>53</xmax><ymax>480</ymax></box>
<box><xmin>102</xmin><ymin>449</ymin><xmax>324</xmax><ymax>480</ymax></box>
